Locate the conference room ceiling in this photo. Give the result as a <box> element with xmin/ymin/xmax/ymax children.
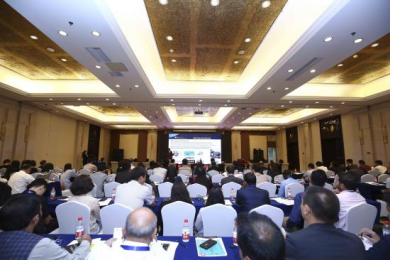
<box><xmin>0</xmin><ymin>0</ymin><xmax>390</xmax><ymax>131</ymax></box>
<box><xmin>144</xmin><ymin>0</ymin><xmax>287</xmax><ymax>81</ymax></box>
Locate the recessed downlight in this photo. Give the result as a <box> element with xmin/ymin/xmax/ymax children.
<box><xmin>337</xmin><ymin>63</ymin><xmax>343</xmax><ymax>67</ymax></box>
<box><xmin>105</xmin><ymin>98</ymin><xmax>110</xmax><ymax>101</ymax></box>
<box><xmin>112</xmin><ymin>103</ymin><xmax>116</xmax><ymax>106</ymax></box>
<box><xmin>166</xmin><ymin>35</ymin><xmax>173</xmax><ymax>41</ymax></box>
<box><xmin>210</xmin><ymin>0</ymin><xmax>220</xmax><ymax>6</ymax></box>
<box><xmin>288</xmin><ymin>101</ymin><xmax>293</xmax><ymax>104</ymax></box>
<box><xmin>171</xmin><ymin>59</ymin><xmax>177</xmax><ymax>63</ymax></box>
<box><xmin>315</xmin><ymin>101</ymin><xmax>320</xmax><ymax>104</ymax></box>
<box><xmin>60</xmin><ymin>58</ymin><xmax>67</xmax><ymax>62</ymax></box>
<box><xmin>353</xmin><ymin>54</ymin><xmax>359</xmax><ymax>59</ymax></box>
<box><xmin>371</xmin><ymin>42</ymin><xmax>379</xmax><ymax>48</ymax></box>
<box><xmin>288</xmin><ymin>68</ymin><xmax>294</xmax><ymax>73</ymax></box>
<box><xmin>233</xmin><ymin>60</ymin><xmax>240</xmax><ymax>64</ymax></box>
<box><xmin>261</xmin><ymin>0</ymin><xmax>271</xmax><ymax>8</ymax></box>
<box><xmin>170</xmin><ymin>99</ymin><xmax>174</xmax><ymax>102</ymax></box>
<box><xmin>77</xmin><ymin>98</ymin><xmax>81</xmax><ymax>101</ymax></box>
<box><xmin>159</xmin><ymin>0</ymin><xmax>168</xmax><ymax>5</ymax></box>
<box><xmin>284</xmin><ymin>87</ymin><xmax>289</xmax><ymax>91</ymax></box>
<box><xmin>134</xmin><ymin>84</ymin><xmax>139</xmax><ymax>88</ymax></box>
<box><xmin>115</xmin><ymin>84</ymin><xmax>120</xmax><ymax>88</ymax></box>
<box><xmin>244</xmin><ymin>38</ymin><xmax>251</xmax><ymax>43</ymax></box>
<box><xmin>329</xmin><ymin>105</ymin><xmax>333</xmax><ymax>108</ymax></box>
<box><xmin>354</xmin><ymin>38</ymin><xmax>363</xmax><ymax>44</ymax></box>
<box><xmin>324</xmin><ymin>36</ymin><xmax>332</xmax><ymax>42</ymax></box>
<box><xmin>91</xmin><ymin>31</ymin><xmax>100</xmax><ymax>37</ymax></box>
<box><xmin>310</xmin><ymin>69</ymin><xmax>316</xmax><ymax>73</ymax></box>
<box><xmin>341</xmin><ymin>102</ymin><xmax>345</xmax><ymax>105</ymax></box>
<box><xmin>199</xmin><ymin>99</ymin><xmax>203</xmax><ymax>102</ymax></box>
<box><xmin>238</xmin><ymin>50</ymin><xmax>245</xmax><ymax>55</ymax></box>
<box><xmin>169</xmin><ymin>49</ymin><xmax>174</xmax><ymax>53</ymax></box>
<box><xmin>267</xmin><ymin>86</ymin><xmax>272</xmax><ymax>90</ymax></box>
<box><xmin>280</xmin><ymin>105</ymin><xmax>285</xmax><ymax>108</ymax></box>
<box><xmin>58</xmin><ymin>30</ymin><xmax>67</xmax><ymax>37</ymax></box>
<box><xmin>49</xmin><ymin>98</ymin><xmax>53</xmax><ymax>101</ymax></box>
<box><xmin>30</xmin><ymin>35</ymin><xmax>38</xmax><ymax>40</ymax></box>
<box><xmin>95</xmin><ymin>65</ymin><xmax>101</xmax><ymax>69</ymax></box>
<box><xmin>46</xmin><ymin>47</ymin><xmax>55</xmax><ymax>52</ymax></box>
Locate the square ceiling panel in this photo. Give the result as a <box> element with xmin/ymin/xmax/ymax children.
<box><xmin>310</xmin><ymin>34</ymin><xmax>390</xmax><ymax>84</ymax></box>
<box><xmin>0</xmin><ymin>1</ymin><xmax>96</xmax><ymax>80</ymax></box>
<box><xmin>144</xmin><ymin>0</ymin><xmax>287</xmax><ymax>81</ymax></box>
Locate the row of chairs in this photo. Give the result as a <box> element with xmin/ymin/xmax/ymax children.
<box><xmin>361</xmin><ymin>173</ymin><xmax>390</xmax><ymax>183</ymax></box>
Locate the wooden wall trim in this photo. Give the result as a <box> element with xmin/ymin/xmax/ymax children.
<box><xmin>240</xmin><ymin>131</ymin><xmax>250</xmax><ymax>161</ymax></box>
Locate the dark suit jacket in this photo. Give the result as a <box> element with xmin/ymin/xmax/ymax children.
<box><xmin>235</xmin><ymin>185</ymin><xmax>270</xmax><ymax>212</ymax></box>
<box><xmin>221</xmin><ymin>175</ymin><xmax>244</xmax><ymax>186</ymax></box>
<box><xmin>286</xmin><ymin>223</ymin><xmax>366</xmax><ymax>260</ymax></box>
<box><xmin>167</xmin><ymin>164</ymin><xmax>178</xmax><ymax>181</ymax></box>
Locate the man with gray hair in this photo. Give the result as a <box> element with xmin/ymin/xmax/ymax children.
<box><xmin>88</xmin><ymin>207</ymin><xmax>176</xmax><ymax>260</ymax></box>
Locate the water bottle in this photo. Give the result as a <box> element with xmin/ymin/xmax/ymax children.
<box><xmin>182</xmin><ymin>219</ymin><xmax>190</xmax><ymax>243</ymax></box>
<box><xmin>230</xmin><ymin>188</ymin><xmax>235</xmax><ymax>203</ymax></box>
<box><xmin>50</xmin><ymin>187</ymin><xmax>56</xmax><ymax>200</ymax></box>
<box><xmin>75</xmin><ymin>216</ymin><xmax>85</xmax><ymax>242</ymax></box>
<box><xmin>382</xmin><ymin>223</ymin><xmax>390</xmax><ymax>237</ymax></box>
<box><xmin>111</xmin><ymin>187</ymin><xmax>116</xmax><ymax>203</ymax></box>
<box><xmin>232</xmin><ymin>226</ymin><xmax>238</xmax><ymax>247</ymax></box>
<box><xmin>286</xmin><ymin>189</ymin><xmax>292</xmax><ymax>199</ymax></box>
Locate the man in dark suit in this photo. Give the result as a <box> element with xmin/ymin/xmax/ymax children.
<box><xmin>236</xmin><ymin>172</ymin><xmax>270</xmax><ymax>212</ymax></box>
<box><xmin>166</xmin><ymin>159</ymin><xmax>178</xmax><ymax>182</ymax></box>
<box><xmin>286</xmin><ymin>186</ymin><xmax>366</xmax><ymax>260</ymax></box>
<box><xmin>221</xmin><ymin>165</ymin><xmax>244</xmax><ymax>186</ymax></box>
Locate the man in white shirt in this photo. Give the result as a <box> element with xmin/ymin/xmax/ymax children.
<box><xmin>373</xmin><ymin>160</ymin><xmax>388</xmax><ymax>174</ymax></box>
<box><xmin>8</xmin><ymin>163</ymin><xmax>35</xmax><ymax>194</ymax></box>
<box><xmin>115</xmin><ymin>167</ymin><xmax>154</xmax><ymax>209</ymax></box>
<box><xmin>315</xmin><ymin>161</ymin><xmax>328</xmax><ymax>172</ymax></box>
<box><xmin>178</xmin><ymin>158</ymin><xmax>192</xmax><ymax>176</ymax></box>
<box><xmin>335</xmin><ymin>171</ymin><xmax>366</xmax><ymax>231</ymax></box>
<box><xmin>88</xmin><ymin>207</ymin><xmax>174</xmax><ymax>260</ymax></box>
<box><xmin>152</xmin><ymin>162</ymin><xmax>167</xmax><ymax>181</ymax></box>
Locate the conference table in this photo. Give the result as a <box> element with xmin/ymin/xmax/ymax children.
<box><xmin>47</xmin><ymin>234</ymin><xmax>240</xmax><ymax>260</ymax></box>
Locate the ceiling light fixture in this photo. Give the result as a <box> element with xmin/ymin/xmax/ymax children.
<box><xmin>354</xmin><ymin>38</ymin><xmax>363</xmax><ymax>44</ymax></box>
<box><xmin>30</xmin><ymin>35</ymin><xmax>38</xmax><ymax>40</ymax></box>
<box><xmin>95</xmin><ymin>65</ymin><xmax>101</xmax><ymax>69</ymax></box>
<box><xmin>238</xmin><ymin>50</ymin><xmax>245</xmax><ymax>55</ymax></box>
<box><xmin>134</xmin><ymin>84</ymin><xmax>139</xmax><ymax>88</ymax></box>
<box><xmin>261</xmin><ymin>0</ymin><xmax>271</xmax><ymax>8</ymax></box>
<box><xmin>58</xmin><ymin>30</ymin><xmax>67</xmax><ymax>37</ymax></box>
<box><xmin>337</xmin><ymin>63</ymin><xmax>343</xmax><ymax>67</ymax></box>
<box><xmin>353</xmin><ymin>54</ymin><xmax>359</xmax><ymax>59</ymax></box>
<box><xmin>244</xmin><ymin>38</ymin><xmax>251</xmax><ymax>43</ymax></box>
<box><xmin>310</xmin><ymin>69</ymin><xmax>316</xmax><ymax>73</ymax></box>
<box><xmin>324</xmin><ymin>36</ymin><xmax>332</xmax><ymax>42</ymax></box>
<box><xmin>315</xmin><ymin>101</ymin><xmax>320</xmax><ymax>104</ymax></box>
<box><xmin>105</xmin><ymin>98</ymin><xmax>110</xmax><ymax>101</ymax></box>
<box><xmin>329</xmin><ymin>105</ymin><xmax>333</xmax><ymax>108</ymax></box>
<box><xmin>210</xmin><ymin>0</ymin><xmax>219</xmax><ymax>6</ymax></box>
<box><xmin>171</xmin><ymin>59</ymin><xmax>177</xmax><ymax>63</ymax></box>
<box><xmin>46</xmin><ymin>47</ymin><xmax>55</xmax><ymax>52</ymax></box>
<box><xmin>169</xmin><ymin>49</ymin><xmax>174</xmax><ymax>53</ymax></box>
<box><xmin>267</xmin><ymin>86</ymin><xmax>272</xmax><ymax>90</ymax></box>
<box><xmin>341</xmin><ymin>102</ymin><xmax>345</xmax><ymax>105</ymax></box>
<box><xmin>60</xmin><ymin>58</ymin><xmax>67</xmax><ymax>62</ymax></box>
<box><xmin>49</xmin><ymin>98</ymin><xmax>53</xmax><ymax>101</ymax></box>
<box><xmin>166</xmin><ymin>35</ymin><xmax>173</xmax><ymax>41</ymax></box>
<box><xmin>170</xmin><ymin>99</ymin><xmax>174</xmax><ymax>102</ymax></box>
<box><xmin>233</xmin><ymin>60</ymin><xmax>239</xmax><ymax>64</ymax></box>
<box><xmin>112</xmin><ymin>103</ymin><xmax>116</xmax><ymax>106</ymax></box>
<box><xmin>281</xmin><ymin>105</ymin><xmax>285</xmax><ymax>108</ymax></box>
<box><xmin>159</xmin><ymin>0</ymin><xmax>168</xmax><ymax>5</ymax></box>
<box><xmin>371</xmin><ymin>42</ymin><xmax>379</xmax><ymax>48</ymax></box>
<box><xmin>288</xmin><ymin>69</ymin><xmax>294</xmax><ymax>73</ymax></box>
<box><xmin>284</xmin><ymin>87</ymin><xmax>289</xmax><ymax>91</ymax></box>
<box><xmin>91</xmin><ymin>31</ymin><xmax>100</xmax><ymax>37</ymax></box>
<box><xmin>77</xmin><ymin>98</ymin><xmax>81</xmax><ymax>101</ymax></box>
<box><xmin>288</xmin><ymin>101</ymin><xmax>293</xmax><ymax>104</ymax></box>
<box><xmin>115</xmin><ymin>84</ymin><xmax>120</xmax><ymax>88</ymax></box>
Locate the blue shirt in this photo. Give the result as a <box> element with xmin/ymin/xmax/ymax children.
<box><xmin>278</xmin><ymin>177</ymin><xmax>298</xmax><ymax>198</ymax></box>
<box><xmin>287</xmin><ymin>192</ymin><xmax>304</xmax><ymax>227</ymax></box>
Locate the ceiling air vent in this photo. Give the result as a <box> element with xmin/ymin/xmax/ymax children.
<box><xmin>286</xmin><ymin>57</ymin><xmax>322</xmax><ymax>81</ymax></box>
<box><xmin>86</xmin><ymin>47</ymin><xmax>110</xmax><ymax>63</ymax></box>
<box><xmin>106</xmin><ymin>62</ymin><xmax>128</xmax><ymax>72</ymax></box>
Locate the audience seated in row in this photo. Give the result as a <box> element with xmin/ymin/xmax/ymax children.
<box><xmin>236</xmin><ymin>173</ymin><xmax>270</xmax><ymax>213</ymax></box>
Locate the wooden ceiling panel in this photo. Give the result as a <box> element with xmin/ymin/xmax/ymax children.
<box><xmin>144</xmin><ymin>0</ymin><xmax>287</xmax><ymax>81</ymax></box>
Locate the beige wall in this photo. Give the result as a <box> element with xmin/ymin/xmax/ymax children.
<box><xmin>231</xmin><ymin>131</ymin><xmax>241</xmax><ymax>160</ymax></box>
<box><xmin>0</xmin><ymin>98</ymin><xmax>90</xmax><ymax>169</ymax></box>
<box><xmin>119</xmin><ymin>134</ymin><xmax>139</xmax><ymax>159</ymax></box>
<box><xmin>276</xmin><ymin>129</ymin><xmax>287</xmax><ymax>163</ymax></box>
<box><xmin>147</xmin><ymin>130</ymin><xmax>157</xmax><ymax>161</ymax></box>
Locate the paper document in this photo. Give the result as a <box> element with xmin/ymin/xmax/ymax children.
<box><xmin>272</xmin><ymin>197</ymin><xmax>294</xmax><ymax>206</ymax></box>
<box><xmin>224</xmin><ymin>199</ymin><xmax>233</xmax><ymax>206</ymax></box>
<box><xmin>99</xmin><ymin>198</ymin><xmax>112</xmax><ymax>207</ymax></box>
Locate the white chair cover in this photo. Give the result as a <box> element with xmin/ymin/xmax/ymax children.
<box><xmin>262</xmin><ymin>170</ymin><xmax>268</xmax><ymax>175</ymax></box>
<box><xmin>178</xmin><ymin>169</ymin><xmax>192</xmax><ymax>177</ymax></box>
<box><xmin>385</xmin><ymin>178</ymin><xmax>390</xmax><ymax>189</ymax></box>
<box><xmin>104</xmin><ymin>181</ymin><xmax>120</xmax><ymax>198</ymax></box>
<box><xmin>207</xmin><ymin>170</ymin><xmax>219</xmax><ymax>177</ymax></box>
<box><xmin>256</xmin><ymin>182</ymin><xmax>277</xmax><ymax>198</ymax></box>
<box><xmin>274</xmin><ymin>174</ymin><xmax>284</xmax><ymax>183</ymax></box>
<box><xmin>100</xmin><ymin>203</ymin><xmax>133</xmax><ymax>234</ymax></box>
<box><xmin>55</xmin><ymin>201</ymin><xmax>91</xmax><ymax>234</ymax></box>
<box><xmin>161</xmin><ymin>201</ymin><xmax>196</xmax><ymax>236</ymax></box>
<box><xmin>361</xmin><ymin>174</ymin><xmax>377</xmax><ymax>183</ymax></box>
<box><xmin>177</xmin><ymin>174</ymin><xmax>189</xmax><ymax>184</ymax></box>
<box><xmin>149</xmin><ymin>174</ymin><xmax>164</xmax><ymax>184</ymax></box>
<box><xmin>250</xmin><ymin>205</ymin><xmax>284</xmax><ymax>228</ymax></box>
<box><xmin>234</xmin><ymin>173</ymin><xmax>244</xmax><ymax>180</ymax></box>
<box><xmin>221</xmin><ymin>182</ymin><xmax>242</xmax><ymax>198</ymax></box>
<box><xmin>378</xmin><ymin>174</ymin><xmax>390</xmax><ymax>183</ymax></box>
<box><xmin>243</xmin><ymin>169</ymin><xmax>252</xmax><ymax>174</ymax></box>
<box><xmin>285</xmin><ymin>183</ymin><xmax>304</xmax><ymax>197</ymax></box>
<box><xmin>377</xmin><ymin>199</ymin><xmax>389</xmax><ymax>217</ymax></box>
<box><xmin>158</xmin><ymin>182</ymin><xmax>173</xmax><ymax>198</ymax></box>
<box><xmin>201</xmin><ymin>204</ymin><xmax>237</xmax><ymax>237</ymax></box>
<box><xmin>345</xmin><ymin>203</ymin><xmax>377</xmax><ymax>235</ymax></box>
<box><xmin>265</xmin><ymin>175</ymin><xmax>272</xmax><ymax>183</ymax></box>
<box><xmin>187</xmin><ymin>183</ymin><xmax>207</xmax><ymax>198</ymax></box>
<box><xmin>211</xmin><ymin>174</ymin><xmax>224</xmax><ymax>185</ymax></box>
<box><xmin>368</xmin><ymin>169</ymin><xmax>381</xmax><ymax>177</ymax></box>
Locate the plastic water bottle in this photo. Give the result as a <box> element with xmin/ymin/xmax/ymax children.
<box><xmin>182</xmin><ymin>219</ymin><xmax>190</xmax><ymax>243</ymax></box>
<box><xmin>286</xmin><ymin>189</ymin><xmax>292</xmax><ymax>199</ymax></box>
<box><xmin>232</xmin><ymin>226</ymin><xmax>238</xmax><ymax>247</ymax></box>
<box><xmin>111</xmin><ymin>187</ymin><xmax>116</xmax><ymax>203</ymax></box>
<box><xmin>230</xmin><ymin>188</ymin><xmax>235</xmax><ymax>202</ymax></box>
<box><xmin>50</xmin><ymin>187</ymin><xmax>56</xmax><ymax>200</ymax></box>
<box><xmin>382</xmin><ymin>223</ymin><xmax>390</xmax><ymax>237</ymax></box>
<box><xmin>75</xmin><ymin>217</ymin><xmax>84</xmax><ymax>242</ymax></box>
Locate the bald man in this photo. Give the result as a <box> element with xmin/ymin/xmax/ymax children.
<box><xmin>88</xmin><ymin>207</ymin><xmax>176</xmax><ymax>260</ymax></box>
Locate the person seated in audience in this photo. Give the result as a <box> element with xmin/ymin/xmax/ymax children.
<box><xmin>166</xmin><ymin>159</ymin><xmax>178</xmax><ymax>183</ymax></box>
<box><xmin>315</xmin><ymin>161</ymin><xmax>328</xmax><ymax>172</ymax></box>
<box><xmin>0</xmin><ymin>194</ymin><xmax>91</xmax><ymax>259</ymax></box>
<box><xmin>236</xmin><ymin>172</ymin><xmax>270</xmax><ymax>213</ymax></box>
<box><xmin>152</xmin><ymin>161</ymin><xmax>167</xmax><ymax>181</ymax></box>
<box><xmin>97</xmin><ymin>157</ymin><xmax>107</xmax><ymax>171</ymax></box>
<box><xmin>60</xmin><ymin>163</ymin><xmax>76</xmax><ymax>191</ymax></box>
<box><xmin>359</xmin><ymin>227</ymin><xmax>390</xmax><ymax>260</ymax></box>
<box><xmin>68</xmin><ymin>175</ymin><xmax>101</xmax><ymax>234</ymax></box>
<box><xmin>253</xmin><ymin>164</ymin><xmax>269</xmax><ymax>184</ymax></box>
<box><xmin>334</xmin><ymin>171</ymin><xmax>366</xmax><ymax>231</ymax></box>
<box><xmin>373</xmin><ymin>160</ymin><xmax>387</xmax><ymax>174</ymax></box>
<box><xmin>221</xmin><ymin>165</ymin><xmax>244</xmax><ymax>186</ymax></box>
<box><xmin>0</xmin><ymin>181</ymin><xmax>11</xmax><ymax>207</ymax></box>
<box><xmin>192</xmin><ymin>166</ymin><xmax>213</xmax><ymax>191</ymax></box>
<box><xmin>285</xmin><ymin>169</ymin><xmax>332</xmax><ymax>229</ymax></box>
<box><xmin>286</xmin><ymin>186</ymin><xmax>365</xmax><ymax>259</ymax></box>
<box><xmin>8</xmin><ymin>162</ymin><xmax>34</xmax><ymax>194</ymax></box>
<box><xmin>303</xmin><ymin>163</ymin><xmax>315</xmax><ymax>183</ymax></box>
<box><xmin>277</xmin><ymin>170</ymin><xmax>298</xmax><ymax>198</ymax></box>
<box><xmin>38</xmin><ymin>160</ymin><xmax>47</xmax><ymax>172</ymax></box>
<box><xmin>115</xmin><ymin>167</ymin><xmax>155</xmax><ymax>209</ymax></box>
<box><xmin>3</xmin><ymin>160</ymin><xmax>20</xmax><ymax>180</ymax></box>
<box><xmin>90</xmin><ymin>164</ymin><xmax>108</xmax><ymax>198</ymax></box>
<box><xmin>236</xmin><ymin>212</ymin><xmax>285</xmax><ymax>260</ymax></box>
<box><xmin>194</xmin><ymin>187</ymin><xmax>225</xmax><ymax>236</ymax></box>
<box><xmin>22</xmin><ymin>178</ymin><xmax>58</xmax><ymax>233</ymax></box>
<box><xmin>345</xmin><ymin>159</ymin><xmax>358</xmax><ymax>171</ymax></box>
<box><xmin>267</xmin><ymin>160</ymin><xmax>281</xmax><ymax>178</ymax></box>
<box><xmin>358</xmin><ymin>160</ymin><xmax>371</xmax><ymax>174</ymax></box>
<box><xmin>0</xmin><ymin>158</ymin><xmax>11</xmax><ymax>170</ymax></box>
<box><xmin>88</xmin><ymin>207</ymin><xmax>171</xmax><ymax>260</ymax></box>
<box><xmin>178</xmin><ymin>158</ymin><xmax>192</xmax><ymax>176</ymax></box>
<box><xmin>158</xmin><ymin>177</ymin><xmax>192</xmax><ymax>235</ymax></box>
<box><xmin>115</xmin><ymin>159</ymin><xmax>132</xmax><ymax>184</ymax></box>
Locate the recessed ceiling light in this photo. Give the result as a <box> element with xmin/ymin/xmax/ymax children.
<box><xmin>95</xmin><ymin>65</ymin><xmax>101</xmax><ymax>69</ymax></box>
<box><xmin>284</xmin><ymin>87</ymin><xmax>289</xmax><ymax>91</ymax></box>
<box><xmin>281</xmin><ymin>105</ymin><xmax>285</xmax><ymax>108</ymax></box>
<box><xmin>238</xmin><ymin>50</ymin><xmax>245</xmax><ymax>55</ymax></box>
<box><xmin>166</xmin><ymin>35</ymin><xmax>173</xmax><ymax>41</ymax></box>
<box><xmin>233</xmin><ymin>60</ymin><xmax>240</xmax><ymax>64</ymax></box>
<box><xmin>337</xmin><ymin>63</ymin><xmax>343</xmax><ymax>67</ymax></box>
<box><xmin>170</xmin><ymin>99</ymin><xmax>174</xmax><ymax>102</ymax></box>
<box><xmin>199</xmin><ymin>99</ymin><xmax>202</xmax><ymax>102</ymax></box>
<box><xmin>227</xmin><ymin>100</ymin><xmax>231</xmax><ymax>103</ymax></box>
<box><xmin>134</xmin><ymin>84</ymin><xmax>139</xmax><ymax>88</ymax></box>
<box><xmin>267</xmin><ymin>86</ymin><xmax>272</xmax><ymax>90</ymax></box>
<box><xmin>91</xmin><ymin>31</ymin><xmax>100</xmax><ymax>37</ymax></box>
<box><xmin>310</xmin><ymin>69</ymin><xmax>316</xmax><ymax>73</ymax></box>
<box><xmin>58</xmin><ymin>30</ymin><xmax>67</xmax><ymax>37</ymax></box>
<box><xmin>169</xmin><ymin>49</ymin><xmax>174</xmax><ymax>53</ymax></box>
<box><xmin>371</xmin><ymin>42</ymin><xmax>379</xmax><ymax>48</ymax></box>
<box><xmin>315</xmin><ymin>101</ymin><xmax>319</xmax><ymax>104</ymax></box>
<box><xmin>172</xmin><ymin>103</ymin><xmax>175</xmax><ymax>106</ymax></box>
<box><xmin>261</xmin><ymin>0</ymin><xmax>271</xmax><ymax>8</ymax></box>
<box><xmin>244</xmin><ymin>38</ymin><xmax>251</xmax><ymax>43</ymax></box>
<box><xmin>105</xmin><ymin>98</ymin><xmax>110</xmax><ymax>101</ymax></box>
<box><xmin>288</xmin><ymin>101</ymin><xmax>293</xmax><ymax>104</ymax></box>
<box><xmin>288</xmin><ymin>69</ymin><xmax>294</xmax><ymax>73</ymax></box>
<box><xmin>324</xmin><ymin>36</ymin><xmax>332</xmax><ymax>42</ymax></box>
<box><xmin>60</xmin><ymin>102</ymin><xmax>64</xmax><ymax>105</ymax></box>
<box><xmin>60</xmin><ymin>58</ymin><xmax>67</xmax><ymax>62</ymax></box>
<box><xmin>159</xmin><ymin>0</ymin><xmax>168</xmax><ymax>5</ymax></box>
<box><xmin>112</xmin><ymin>103</ymin><xmax>116</xmax><ymax>106</ymax></box>
<box><xmin>341</xmin><ymin>102</ymin><xmax>345</xmax><ymax>105</ymax></box>
<box><xmin>354</xmin><ymin>38</ymin><xmax>363</xmax><ymax>44</ymax></box>
<box><xmin>210</xmin><ymin>0</ymin><xmax>219</xmax><ymax>6</ymax></box>
<box><xmin>46</xmin><ymin>47</ymin><xmax>55</xmax><ymax>52</ymax></box>
<box><xmin>115</xmin><ymin>84</ymin><xmax>120</xmax><ymax>88</ymax></box>
<box><xmin>77</xmin><ymin>98</ymin><xmax>81</xmax><ymax>101</ymax></box>
<box><xmin>171</xmin><ymin>59</ymin><xmax>177</xmax><ymax>63</ymax></box>
<box><xmin>353</xmin><ymin>54</ymin><xmax>359</xmax><ymax>59</ymax></box>
<box><xmin>329</xmin><ymin>105</ymin><xmax>333</xmax><ymax>108</ymax></box>
<box><xmin>49</xmin><ymin>98</ymin><xmax>53</xmax><ymax>101</ymax></box>
<box><xmin>30</xmin><ymin>35</ymin><xmax>38</xmax><ymax>40</ymax></box>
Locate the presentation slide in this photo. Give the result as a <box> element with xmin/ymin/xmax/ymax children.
<box><xmin>168</xmin><ymin>133</ymin><xmax>222</xmax><ymax>164</ymax></box>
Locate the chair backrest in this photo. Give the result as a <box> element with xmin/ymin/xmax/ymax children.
<box><xmin>55</xmin><ymin>201</ymin><xmax>91</xmax><ymax>234</ymax></box>
<box><xmin>285</xmin><ymin>183</ymin><xmax>304</xmax><ymax>198</ymax></box>
<box><xmin>221</xmin><ymin>182</ymin><xmax>242</xmax><ymax>198</ymax></box>
<box><xmin>345</xmin><ymin>203</ymin><xmax>377</xmax><ymax>235</ymax></box>
<box><xmin>250</xmin><ymin>205</ymin><xmax>284</xmax><ymax>228</ymax></box>
<box><xmin>187</xmin><ymin>183</ymin><xmax>207</xmax><ymax>198</ymax></box>
<box><xmin>161</xmin><ymin>201</ymin><xmax>196</xmax><ymax>236</ymax></box>
<box><xmin>243</xmin><ymin>169</ymin><xmax>252</xmax><ymax>174</ymax></box>
<box><xmin>177</xmin><ymin>174</ymin><xmax>189</xmax><ymax>184</ymax></box>
<box><xmin>104</xmin><ymin>181</ymin><xmax>120</xmax><ymax>198</ymax></box>
<box><xmin>385</xmin><ymin>178</ymin><xmax>390</xmax><ymax>189</ymax></box>
<box><xmin>274</xmin><ymin>174</ymin><xmax>284</xmax><ymax>183</ymax></box>
<box><xmin>326</xmin><ymin>170</ymin><xmax>335</xmax><ymax>177</ymax></box>
<box><xmin>265</xmin><ymin>175</ymin><xmax>272</xmax><ymax>183</ymax></box>
<box><xmin>100</xmin><ymin>203</ymin><xmax>132</xmax><ymax>234</ymax></box>
<box><xmin>378</xmin><ymin>174</ymin><xmax>390</xmax><ymax>183</ymax></box>
<box><xmin>207</xmin><ymin>170</ymin><xmax>219</xmax><ymax>177</ymax></box>
<box><xmin>149</xmin><ymin>174</ymin><xmax>164</xmax><ymax>184</ymax></box>
<box><xmin>361</xmin><ymin>174</ymin><xmax>376</xmax><ymax>183</ymax></box>
<box><xmin>256</xmin><ymin>182</ymin><xmax>277</xmax><ymax>198</ymax></box>
<box><xmin>376</xmin><ymin>199</ymin><xmax>389</xmax><ymax>217</ymax></box>
<box><xmin>234</xmin><ymin>173</ymin><xmax>244</xmax><ymax>180</ymax></box>
<box><xmin>211</xmin><ymin>174</ymin><xmax>224</xmax><ymax>184</ymax></box>
<box><xmin>201</xmin><ymin>204</ymin><xmax>237</xmax><ymax>237</ymax></box>
<box><xmin>368</xmin><ymin>169</ymin><xmax>381</xmax><ymax>177</ymax></box>
<box><xmin>158</xmin><ymin>182</ymin><xmax>173</xmax><ymax>198</ymax></box>
<box><xmin>178</xmin><ymin>169</ymin><xmax>192</xmax><ymax>177</ymax></box>
<box><xmin>262</xmin><ymin>170</ymin><xmax>268</xmax><ymax>175</ymax></box>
